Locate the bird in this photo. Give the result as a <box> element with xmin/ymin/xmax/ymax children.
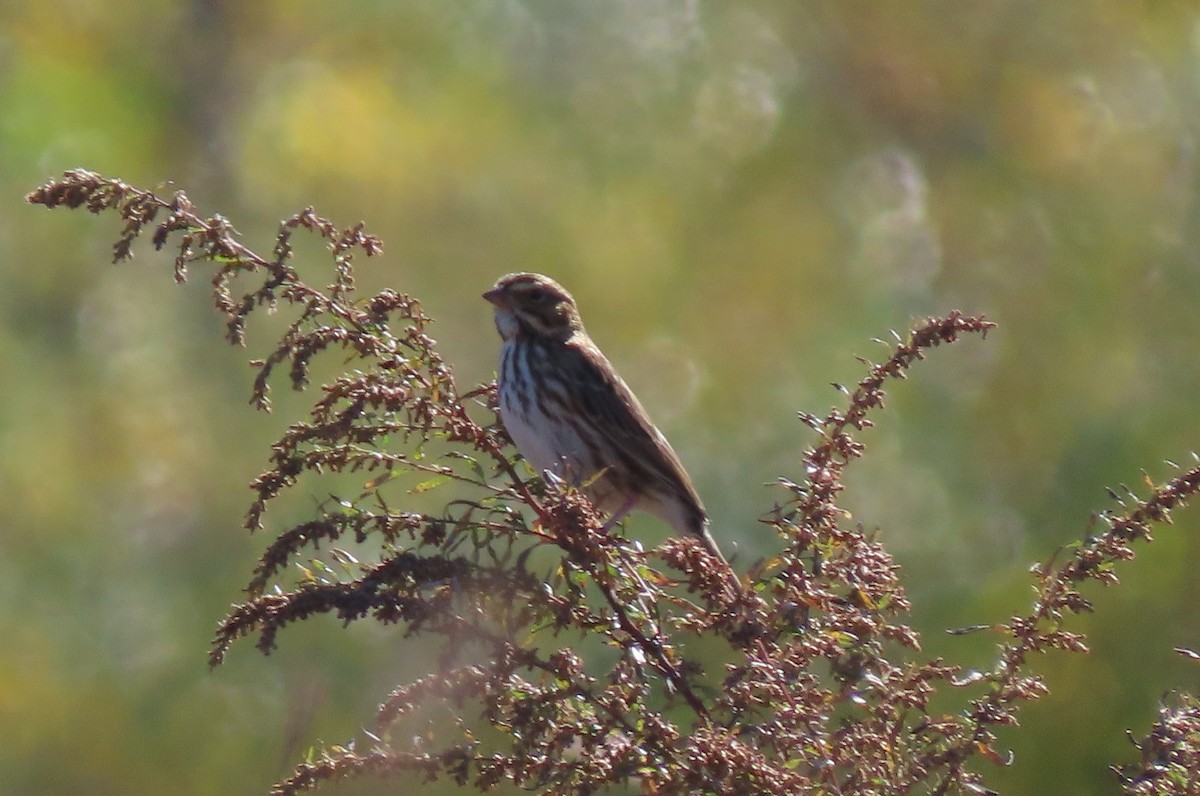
<box><xmin>483</xmin><ymin>272</ymin><xmax>729</xmax><ymax>568</ymax></box>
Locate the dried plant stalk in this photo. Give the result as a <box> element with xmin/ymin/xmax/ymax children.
<box><xmin>29</xmin><ymin>169</ymin><xmax>1200</xmax><ymax>795</ymax></box>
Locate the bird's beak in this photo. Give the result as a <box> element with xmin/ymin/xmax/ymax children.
<box><xmin>482</xmin><ymin>287</ymin><xmax>506</xmax><ymax>307</ymax></box>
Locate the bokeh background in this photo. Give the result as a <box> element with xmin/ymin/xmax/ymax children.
<box><xmin>2</xmin><ymin>1</ymin><xmax>1199</xmax><ymax>793</ymax></box>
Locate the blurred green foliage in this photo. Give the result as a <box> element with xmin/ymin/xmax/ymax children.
<box><xmin>3</xmin><ymin>1</ymin><xmax>1199</xmax><ymax>793</ymax></box>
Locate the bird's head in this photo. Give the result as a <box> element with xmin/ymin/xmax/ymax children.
<box><xmin>484</xmin><ymin>273</ymin><xmax>583</xmax><ymax>341</ymax></box>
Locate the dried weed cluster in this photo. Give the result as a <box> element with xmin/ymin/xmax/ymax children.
<box><xmin>28</xmin><ymin>170</ymin><xmax>1200</xmax><ymax>795</ymax></box>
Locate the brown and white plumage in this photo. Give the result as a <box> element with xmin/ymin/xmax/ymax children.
<box><xmin>484</xmin><ymin>272</ymin><xmax>727</xmax><ymax>565</ymax></box>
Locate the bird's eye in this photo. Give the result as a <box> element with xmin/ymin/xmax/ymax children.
<box><xmin>526</xmin><ymin>288</ymin><xmax>546</xmax><ymax>302</ymax></box>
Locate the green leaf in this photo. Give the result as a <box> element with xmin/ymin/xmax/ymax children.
<box><xmin>410</xmin><ymin>475</ymin><xmax>451</xmax><ymax>494</ymax></box>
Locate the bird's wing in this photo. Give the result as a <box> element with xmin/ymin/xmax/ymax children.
<box><xmin>560</xmin><ymin>336</ymin><xmax>705</xmax><ymax>511</ymax></box>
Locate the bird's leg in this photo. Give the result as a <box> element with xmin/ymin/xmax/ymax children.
<box><xmin>594</xmin><ymin>493</ymin><xmax>664</xmax><ymax>634</ymax></box>
<box><xmin>599</xmin><ymin>493</ymin><xmax>640</xmax><ymax>534</ymax></box>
